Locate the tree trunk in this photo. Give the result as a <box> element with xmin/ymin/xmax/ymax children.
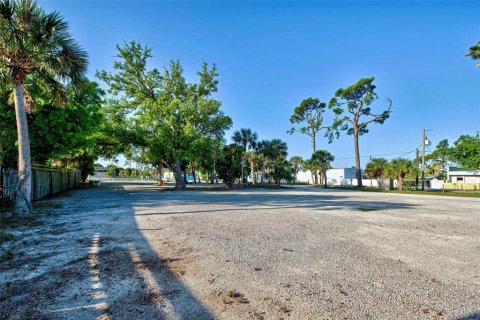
<box><xmin>353</xmin><ymin>132</ymin><xmax>362</xmax><ymax>187</ymax></box>
<box><xmin>12</xmin><ymin>81</ymin><xmax>33</xmax><ymax>216</ymax></box>
<box><xmin>211</xmin><ymin>156</ymin><xmax>216</xmax><ymax>184</ymax></box>
<box><xmin>191</xmin><ymin>160</ymin><xmax>196</xmax><ymax>183</ymax></box>
<box><xmin>311</xmin><ymin>127</ymin><xmax>316</xmax><ymax>153</ymax></box>
<box><xmin>322</xmin><ymin>165</ymin><xmax>328</xmax><ymax>188</ymax></box>
<box><xmin>240</xmin><ymin>154</ymin><xmax>245</xmax><ymax>188</ymax></box>
<box><xmin>172</xmin><ymin>159</ymin><xmax>186</xmax><ymax>190</ymax></box>
<box><xmin>250</xmin><ymin>160</ymin><xmax>255</xmax><ymax>185</ymax></box>
<box><xmin>398</xmin><ymin>176</ymin><xmax>403</xmax><ymax>191</ymax></box>
<box><xmin>158</xmin><ymin>161</ymin><xmax>163</xmax><ymax>185</ymax></box>
<box><xmin>261</xmin><ymin>162</ymin><xmax>266</xmax><ymax>187</ymax></box>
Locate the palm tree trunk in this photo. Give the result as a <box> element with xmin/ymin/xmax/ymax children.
<box><xmin>250</xmin><ymin>160</ymin><xmax>255</xmax><ymax>185</ymax></box>
<box><xmin>398</xmin><ymin>176</ymin><xmax>403</xmax><ymax>191</ymax></box>
<box><xmin>322</xmin><ymin>165</ymin><xmax>328</xmax><ymax>188</ymax></box>
<box><xmin>12</xmin><ymin>82</ymin><xmax>33</xmax><ymax>215</ymax></box>
<box><xmin>354</xmin><ymin>132</ymin><xmax>362</xmax><ymax>187</ymax></box>
<box><xmin>240</xmin><ymin>154</ymin><xmax>245</xmax><ymax>188</ymax></box>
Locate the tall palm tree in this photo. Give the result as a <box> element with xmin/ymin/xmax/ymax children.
<box><xmin>466</xmin><ymin>41</ymin><xmax>480</xmax><ymax>67</ymax></box>
<box><xmin>364</xmin><ymin>157</ymin><xmax>388</xmax><ymax>187</ymax></box>
<box><xmin>311</xmin><ymin>150</ymin><xmax>334</xmax><ymax>188</ymax></box>
<box><xmin>0</xmin><ymin>0</ymin><xmax>88</xmax><ymax>215</ymax></box>
<box><xmin>232</xmin><ymin>128</ymin><xmax>257</xmax><ymax>187</ymax></box>
<box><xmin>289</xmin><ymin>156</ymin><xmax>303</xmax><ymax>183</ymax></box>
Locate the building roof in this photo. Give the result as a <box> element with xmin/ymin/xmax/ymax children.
<box><xmin>447</xmin><ymin>167</ymin><xmax>480</xmax><ymax>176</ymax></box>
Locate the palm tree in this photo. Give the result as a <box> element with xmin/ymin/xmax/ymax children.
<box><xmin>256</xmin><ymin>140</ymin><xmax>270</xmax><ymax>187</ymax></box>
<box><xmin>0</xmin><ymin>0</ymin><xmax>88</xmax><ymax>215</ymax></box>
<box><xmin>289</xmin><ymin>156</ymin><xmax>303</xmax><ymax>183</ymax></box>
<box><xmin>246</xmin><ymin>150</ymin><xmax>258</xmax><ymax>185</ymax></box>
<box><xmin>301</xmin><ymin>159</ymin><xmax>315</xmax><ymax>185</ymax></box>
<box><xmin>269</xmin><ymin>139</ymin><xmax>288</xmax><ymax>186</ymax></box>
<box><xmin>466</xmin><ymin>41</ymin><xmax>480</xmax><ymax>67</ymax></box>
<box><xmin>364</xmin><ymin>158</ymin><xmax>388</xmax><ymax>187</ymax></box>
<box><xmin>311</xmin><ymin>150</ymin><xmax>334</xmax><ymax>188</ymax></box>
<box><xmin>386</xmin><ymin>158</ymin><xmax>418</xmax><ymax>191</ymax></box>
<box><xmin>232</xmin><ymin>128</ymin><xmax>257</xmax><ymax>187</ymax></box>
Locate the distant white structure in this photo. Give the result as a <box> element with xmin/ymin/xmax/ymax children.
<box><xmin>447</xmin><ymin>167</ymin><xmax>480</xmax><ymax>183</ymax></box>
<box><xmin>90</xmin><ymin>166</ymin><xmax>108</xmax><ymax>179</ymax></box>
<box><xmin>327</xmin><ymin>167</ymin><xmax>360</xmax><ymax>185</ymax></box>
<box><xmin>296</xmin><ymin>167</ymin><xmax>366</xmax><ymax>186</ymax></box>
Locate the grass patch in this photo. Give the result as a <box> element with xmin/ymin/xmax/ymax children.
<box><xmin>328</xmin><ymin>186</ymin><xmax>480</xmax><ymax>198</ymax></box>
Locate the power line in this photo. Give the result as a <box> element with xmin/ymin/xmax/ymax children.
<box><xmin>334</xmin><ymin>145</ymin><xmax>421</xmax><ymax>161</ymax></box>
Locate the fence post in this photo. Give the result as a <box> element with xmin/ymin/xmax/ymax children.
<box><xmin>32</xmin><ymin>167</ymin><xmax>37</xmax><ymax>200</ymax></box>
<box><xmin>50</xmin><ymin>170</ymin><xmax>54</xmax><ymax>194</ymax></box>
<box><xmin>0</xmin><ymin>166</ymin><xmax>3</xmax><ymax>208</ymax></box>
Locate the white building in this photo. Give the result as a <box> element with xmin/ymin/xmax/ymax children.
<box><xmin>296</xmin><ymin>167</ymin><xmax>365</xmax><ymax>186</ymax></box>
<box><xmin>447</xmin><ymin>167</ymin><xmax>480</xmax><ymax>183</ymax></box>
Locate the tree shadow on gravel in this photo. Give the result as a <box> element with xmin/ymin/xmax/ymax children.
<box><xmin>456</xmin><ymin>312</ymin><xmax>480</xmax><ymax>320</ymax></box>
<box><xmin>0</xmin><ymin>182</ymin><xmax>214</xmax><ymax>319</ymax></box>
<box><xmin>121</xmin><ymin>182</ymin><xmax>417</xmax><ymax>215</ymax></box>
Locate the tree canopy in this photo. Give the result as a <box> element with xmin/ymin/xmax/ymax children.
<box><xmin>97</xmin><ymin>41</ymin><xmax>232</xmax><ymax>189</ymax></box>
<box><xmin>328</xmin><ymin>77</ymin><xmax>392</xmax><ymax>187</ymax></box>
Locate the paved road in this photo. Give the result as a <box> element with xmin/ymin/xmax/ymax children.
<box><xmin>1</xmin><ymin>182</ymin><xmax>479</xmax><ymax>319</ymax></box>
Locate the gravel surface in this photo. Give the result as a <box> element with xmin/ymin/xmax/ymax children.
<box><xmin>1</xmin><ymin>182</ymin><xmax>479</xmax><ymax>319</ymax></box>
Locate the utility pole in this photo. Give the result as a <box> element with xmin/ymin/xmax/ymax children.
<box><xmin>416</xmin><ymin>148</ymin><xmax>419</xmax><ymax>189</ymax></box>
<box><xmin>421</xmin><ymin>128</ymin><xmax>425</xmax><ymax>191</ymax></box>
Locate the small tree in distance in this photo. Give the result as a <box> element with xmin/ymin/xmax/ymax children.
<box><xmin>386</xmin><ymin>158</ymin><xmax>418</xmax><ymax>191</ymax></box>
<box><xmin>311</xmin><ymin>150</ymin><xmax>334</xmax><ymax>188</ymax></box>
<box><xmin>232</xmin><ymin>128</ymin><xmax>258</xmax><ymax>187</ymax></box>
<box><xmin>289</xmin><ymin>156</ymin><xmax>303</xmax><ymax>183</ymax></box>
<box><xmin>288</xmin><ymin>97</ymin><xmax>329</xmax><ymax>154</ymax></box>
<box><xmin>364</xmin><ymin>158</ymin><xmax>388</xmax><ymax>187</ymax></box>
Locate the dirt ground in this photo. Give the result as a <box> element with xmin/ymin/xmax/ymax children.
<box><xmin>1</xmin><ymin>182</ymin><xmax>479</xmax><ymax>319</ymax></box>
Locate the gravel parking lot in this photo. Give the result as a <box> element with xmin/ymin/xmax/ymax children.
<box><xmin>1</xmin><ymin>182</ymin><xmax>479</xmax><ymax>319</ymax></box>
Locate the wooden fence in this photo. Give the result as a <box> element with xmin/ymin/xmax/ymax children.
<box><xmin>443</xmin><ymin>182</ymin><xmax>480</xmax><ymax>191</ymax></box>
<box><xmin>0</xmin><ymin>166</ymin><xmax>81</xmax><ymax>208</ymax></box>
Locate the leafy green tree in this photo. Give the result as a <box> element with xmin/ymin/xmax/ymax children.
<box><xmin>386</xmin><ymin>158</ymin><xmax>418</xmax><ymax>191</ymax></box>
<box><xmin>328</xmin><ymin>77</ymin><xmax>392</xmax><ymax>187</ymax></box>
<box><xmin>97</xmin><ymin>42</ymin><xmax>232</xmax><ymax>189</ymax></box>
<box><xmin>0</xmin><ymin>0</ymin><xmax>88</xmax><ymax>215</ymax></box>
<box><xmin>311</xmin><ymin>150</ymin><xmax>334</xmax><ymax>188</ymax></box>
<box><xmin>289</xmin><ymin>156</ymin><xmax>303</xmax><ymax>183</ymax></box>
<box><xmin>288</xmin><ymin>97</ymin><xmax>328</xmax><ymax>153</ymax></box>
<box><xmin>216</xmin><ymin>144</ymin><xmax>242</xmax><ymax>188</ymax></box>
<box><xmin>364</xmin><ymin>158</ymin><xmax>388</xmax><ymax>186</ymax></box>
<box><xmin>466</xmin><ymin>41</ymin><xmax>480</xmax><ymax>67</ymax></box>
<box><xmin>232</xmin><ymin>128</ymin><xmax>257</xmax><ymax>187</ymax></box>
<box><xmin>450</xmin><ymin>133</ymin><xmax>480</xmax><ymax>169</ymax></box>
<box><xmin>426</xmin><ymin>139</ymin><xmax>451</xmax><ymax>179</ymax></box>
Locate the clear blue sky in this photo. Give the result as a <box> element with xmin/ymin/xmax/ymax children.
<box><xmin>42</xmin><ymin>1</ymin><xmax>480</xmax><ymax>168</ymax></box>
